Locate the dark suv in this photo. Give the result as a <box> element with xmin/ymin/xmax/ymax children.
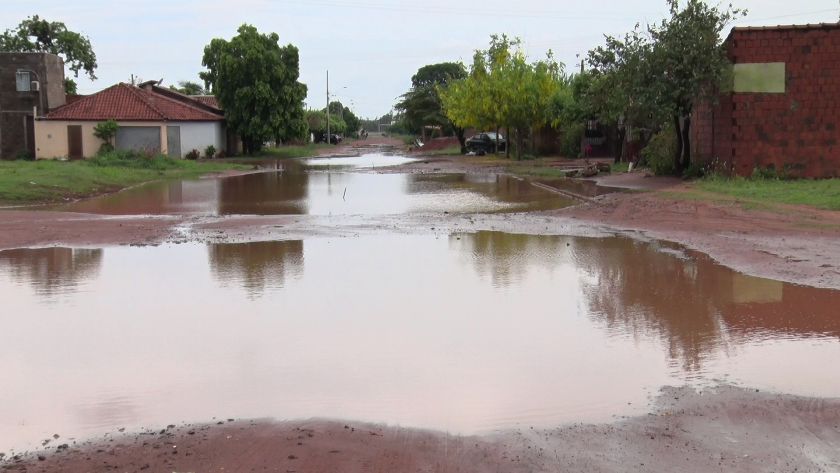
<box><xmin>466</xmin><ymin>132</ymin><xmax>506</xmax><ymax>153</ymax></box>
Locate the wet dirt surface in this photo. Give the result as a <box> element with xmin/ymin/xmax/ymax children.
<box><xmin>7</xmin><ymin>386</ymin><xmax>840</xmax><ymax>472</ymax></box>
<box><xmin>2</xmin><ymin>146</ymin><xmax>840</xmax><ymax>471</ymax></box>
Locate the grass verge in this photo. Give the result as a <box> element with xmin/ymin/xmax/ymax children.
<box><xmin>691</xmin><ymin>175</ymin><xmax>840</xmax><ymax>210</ymax></box>
<box><xmin>506</xmin><ymin>165</ymin><xmax>567</xmax><ymax>178</ymax></box>
<box><xmin>425</xmin><ymin>145</ymin><xmax>464</xmax><ymax>156</ymax></box>
<box><xmin>0</xmin><ymin>152</ymin><xmax>250</xmax><ymax>205</ymax></box>
<box><xmin>256</xmin><ymin>144</ymin><xmax>331</xmax><ymax>159</ymax></box>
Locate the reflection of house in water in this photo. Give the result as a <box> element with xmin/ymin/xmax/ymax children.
<box><xmin>0</xmin><ymin>247</ymin><xmax>103</xmax><ymax>296</ymax></box>
<box><xmin>450</xmin><ymin>231</ymin><xmax>568</xmax><ymax>287</ymax></box>
<box><xmin>55</xmin><ymin>178</ymin><xmax>221</xmax><ymax>215</ymax></box>
<box><xmin>217</xmin><ymin>170</ymin><xmax>309</xmax><ymax>215</ymax></box>
<box><xmin>207</xmin><ymin>241</ymin><xmax>304</xmax><ymax>295</ymax></box>
<box><xmin>577</xmin><ymin>238</ymin><xmax>840</xmax><ymax>372</ymax></box>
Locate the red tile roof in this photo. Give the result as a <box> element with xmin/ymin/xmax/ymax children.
<box><xmin>44</xmin><ymin>83</ymin><xmax>223</xmax><ymax>121</ymax></box>
<box><xmin>731</xmin><ymin>22</ymin><xmax>840</xmax><ymax>33</ymax></box>
<box><xmin>190</xmin><ymin>95</ymin><xmax>219</xmax><ymax>108</ymax></box>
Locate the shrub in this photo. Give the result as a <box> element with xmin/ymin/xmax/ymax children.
<box><xmin>641</xmin><ymin>124</ymin><xmax>676</xmax><ymax>175</ymax></box>
<box><xmin>93</xmin><ymin>120</ymin><xmax>119</xmax><ymax>152</ymax></box>
<box><xmin>15</xmin><ymin>149</ymin><xmax>34</xmax><ymax>161</ymax></box>
<box><xmin>204</xmin><ymin>145</ymin><xmax>217</xmax><ymax>159</ymax></box>
<box><xmin>185</xmin><ymin>149</ymin><xmax>200</xmax><ymax>160</ymax></box>
<box><xmin>98</xmin><ymin>142</ymin><xmax>115</xmax><ymax>155</ymax></box>
<box><xmin>559</xmin><ymin>122</ymin><xmax>583</xmax><ymax>158</ymax></box>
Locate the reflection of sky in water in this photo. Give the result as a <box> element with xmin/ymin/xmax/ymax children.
<box><xmin>50</xmin><ymin>170</ymin><xmax>573</xmax><ymax>216</ymax></box>
<box><xmin>1</xmin><ymin>234</ymin><xmax>839</xmax><ymax>452</ymax></box>
<box><xmin>303</xmin><ymin>154</ymin><xmax>417</xmax><ymax>168</ymax></box>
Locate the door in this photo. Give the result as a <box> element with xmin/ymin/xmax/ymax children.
<box><xmin>166</xmin><ymin>126</ymin><xmax>181</xmax><ymax>158</ymax></box>
<box><xmin>67</xmin><ymin>125</ymin><xmax>83</xmax><ymax>160</ymax></box>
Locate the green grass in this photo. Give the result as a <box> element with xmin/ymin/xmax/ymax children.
<box><xmin>506</xmin><ymin>165</ymin><xmax>567</xmax><ymax>178</ymax></box>
<box><xmin>425</xmin><ymin>145</ymin><xmax>463</xmax><ymax>156</ymax></box>
<box><xmin>256</xmin><ymin>143</ymin><xmax>331</xmax><ymax>159</ymax></box>
<box><xmin>611</xmin><ymin>162</ymin><xmax>630</xmax><ymax>172</ymax></box>
<box><xmin>0</xmin><ymin>152</ymin><xmax>249</xmax><ymax>205</ymax></box>
<box><xmin>692</xmin><ymin>175</ymin><xmax>840</xmax><ymax>210</ymax></box>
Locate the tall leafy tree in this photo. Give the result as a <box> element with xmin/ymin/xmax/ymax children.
<box><xmin>587</xmin><ymin>0</ymin><xmax>744</xmax><ymax>172</ymax></box>
<box><xmin>0</xmin><ymin>15</ymin><xmax>98</xmax><ymax>95</ymax></box>
<box><xmin>200</xmin><ymin>24</ymin><xmax>308</xmax><ymax>154</ymax></box>
<box><xmin>441</xmin><ymin>35</ymin><xmax>563</xmax><ymax>159</ymax></box>
<box><xmin>396</xmin><ymin>62</ymin><xmax>468</xmax><ymax>152</ymax></box>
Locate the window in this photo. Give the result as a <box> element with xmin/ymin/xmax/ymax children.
<box><xmin>16</xmin><ymin>71</ymin><xmax>31</xmax><ymax>92</ymax></box>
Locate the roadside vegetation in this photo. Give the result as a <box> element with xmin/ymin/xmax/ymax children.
<box><xmin>691</xmin><ymin>175</ymin><xmax>840</xmax><ymax>210</ymax></box>
<box><xmin>257</xmin><ymin>143</ymin><xmax>331</xmax><ymax>159</ymax></box>
<box><xmin>0</xmin><ymin>151</ymin><xmax>249</xmax><ymax>205</ymax></box>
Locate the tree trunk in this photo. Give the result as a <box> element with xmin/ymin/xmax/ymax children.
<box><xmin>681</xmin><ymin>115</ymin><xmax>692</xmax><ymax>170</ymax></box>
<box><xmin>515</xmin><ymin>127</ymin><xmax>523</xmax><ymax>161</ymax></box>
<box><xmin>673</xmin><ymin>115</ymin><xmax>683</xmax><ymax>174</ymax></box>
<box><xmin>614</xmin><ymin>126</ymin><xmax>626</xmax><ymax>164</ymax></box>
<box><xmin>454</xmin><ymin>125</ymin><xmax>467</xmax><ymax>154</ymax></box>
<box><xmin>504</xmin><ymin>127</ymin><xmax>511</xmax><ymax>159</ymax></box>
<box><xmin>495</xmin><ymin>127</ymin><xmax>500</xmax><ymax>155</ymax></box>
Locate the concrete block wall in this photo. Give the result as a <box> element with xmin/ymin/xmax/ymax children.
<box><xmin>693</xmin><ymin>25</ymin><xmax>840</xmax><ymax>177</ymax></box>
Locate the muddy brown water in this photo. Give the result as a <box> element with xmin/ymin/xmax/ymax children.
<box><xmin>51</xmin><ymin>157</ymin><xmax>576</xmax><ymax>216</ymax></box>
<box><xmin>1</xmin><ymin>233</ymin><xmax>839</xmax><ymax>452</ymax></box>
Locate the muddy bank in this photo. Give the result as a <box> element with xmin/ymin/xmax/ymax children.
<box><xmin>7</xmin><ymin>386</ymin><xmax>838</xmax><ymax>472</ymax></box>
<box><xmin>0</xmin><ymin>211</ymin><xmax>182</xmax><ymax>250</ymax></box>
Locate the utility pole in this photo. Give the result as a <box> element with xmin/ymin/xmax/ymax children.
<box><xmin>326</xmin><ymin>70</ymin><xmax>330</xmax><ymax>144</ymax></box>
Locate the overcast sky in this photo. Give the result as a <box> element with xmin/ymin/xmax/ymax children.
<box><xmin>4</xmin><ymin>0</ymin><xmax>837</xmax><ymax>119</ymax></box>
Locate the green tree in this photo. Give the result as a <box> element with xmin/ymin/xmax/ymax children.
<box><xmin>92</xmin><ymin>119</ymin><xmax>119</xmax><ymax>154</ymax></box>
<box><xmin>306</xmin><ymin>110</ymin><xmax>346</xmax><ymax>142</ymax></box>
<box><xmin>328</xmin><ymin>101</ymin><xmax>360</xmax><ymax>136</ymax></box>
<box><xmin>587</xmin><ymin>0</ymin><xmax>745</xmax><ymax>173</ymax></box>
<box><xmin>170</xmin><ymin>80</ymin><xmax>206</xmax><ymax>95</ymax></box>
<box><xmin>441</xmin><ymin>35</ymin><xmax>563</xmax><ymax>160</ymax></box>
<box><xmin>200</xmin><ymin>24</ymin><xmax>308</xmax><ymax>154</ymax></box>
<box><xmin>396</xmin><ymin>62</ymin><xmax>468</xmax><ymax>152</ymax></box>
<box><xmin>0</xmin><ymin>15</ymin><xmax>98</xmax><ymax>95</ymax></box>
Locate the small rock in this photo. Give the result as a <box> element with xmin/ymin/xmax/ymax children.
<box><xmin>288</xmin><ymin>455</ymin><xmax>297</xmax><ymax>460</ymax></box>
<box><xmin>188</xmin><ymin>430</ymin><xmax>195</xmax><ymax>435</ymax></box>
<box><xmin>227</xmin><ymin>419</ymin><xmax>234</xmax><ymax>422</ymax></box>
<box><xmin>37</xmin><ymin>455</ymin><xmax>46</xmax><ymax>461</ymax></box>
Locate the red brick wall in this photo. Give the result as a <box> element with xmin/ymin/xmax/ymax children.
<box><xmin>693</xmin><ymin>26</ymin><xmax>840</xmax><ymax>177</ymax></box>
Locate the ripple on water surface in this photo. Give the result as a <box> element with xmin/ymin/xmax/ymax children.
<box><xmin>1</xmin><ymin>233</ymin><xmax>839</xmax><ymax>451</ymax></box>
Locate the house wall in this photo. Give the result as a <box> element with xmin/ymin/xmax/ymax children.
<box><xmin>693</xmin><ymin>26</ymin><xmax>840</xmax><ymax>177</ymax></box>
<box><xmin>0</xmin><ymin>53</ymin><xmax>66</xmax><ymax>160</ymax></box>
<box><xmin>170</xmin><ymin>121</ymin><xmax>225</xmax><ymax>157</ymax></box>
<box><xmin>34</xmin><ymin>120</ymin><xmax>167</xmax><ymax>159</ymax></box>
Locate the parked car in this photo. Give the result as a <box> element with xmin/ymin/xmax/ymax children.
<box><xmin>466</xmin><ymin>132</ymin><xmax>506</xmax><ymax>153</ymax></box>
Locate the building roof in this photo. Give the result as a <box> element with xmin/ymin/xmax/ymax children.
<box><xmin>731</xmin><ymin>22</ymin><xmax>840</xmax><ymax>33</ymax></box>
<box><xmin>43</xmin><ymin>83</ymin><xmax>223</xmax><ymax>121</ymax></box>
<box><xmin>190</xmin><ymin>95</ymin><xmax>219</xmax><ymax>108</ymax></box>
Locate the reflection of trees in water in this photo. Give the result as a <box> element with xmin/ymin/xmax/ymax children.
<box><xmin>218</xmin><ymin>167</ymin><xmax>309</xmax><ymax>215</ymax></box>
<box><xmin>208</xmin><ymin>240</ymin><xmax>304</xmax><ymax>295</ymax></box>
<box><xmin>0</xmin><ymin>248</ymin><xmax>103</xmax><ymax>296</ymax></box>
<box><xmin>577</xmin><ymin>238</ymin><xmax>840</xmax><ymax>373</ymax></box>
<box><xmin>408</xmin><ymin>174</ymin><xmax>573</xmax><ymax>211</ymax></box>
<box><xmin>450</xmin><ymin>231</ymin><xmax>567</xmax><ymax>287</ymax></box>
<box><xmin>576</xmin><ymin>238</ymin><xmax>729</xmax><ymax>373</ymax></box>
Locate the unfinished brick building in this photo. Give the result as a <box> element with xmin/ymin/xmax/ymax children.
<box><xmin>0</xmin><ymin>52</ymin><xmax>66</xmax><ymax>160</ymax></box>
<box><xmin>693</xmin><ymin>23</ymin><xmax>840</xmax><ymax>177</ymax></box>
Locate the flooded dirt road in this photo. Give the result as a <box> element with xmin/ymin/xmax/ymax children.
<box><xmin>2</xmin><ymin>233</ymin><xmax>839</xmax><ymax>454</ymax></box>
<box><xmin>2</xmin><ymin>148</ymin><xmax>840</xmax><ymax>471</ymax></box>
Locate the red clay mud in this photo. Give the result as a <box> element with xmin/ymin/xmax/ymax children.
<box><xmin>7</xmin><ymin>386</ymin><xmax>839</xmax><ymax>472</ymax></box>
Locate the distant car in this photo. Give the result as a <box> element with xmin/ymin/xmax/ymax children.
<box><xmin>466</xmin><ymin>132</ymin><xmax>506</xmax><ymax>153</ymax></box>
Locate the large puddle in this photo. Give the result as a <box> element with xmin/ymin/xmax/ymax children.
<box><xmin>2</xmin><ymin>233</ymin><xmax>839</xmax><ymax>451</ymax></box>
<box><xmin>52</xmin><ymin>156</ymin><xmax>575</xmax><ymax>216</ymax></box>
